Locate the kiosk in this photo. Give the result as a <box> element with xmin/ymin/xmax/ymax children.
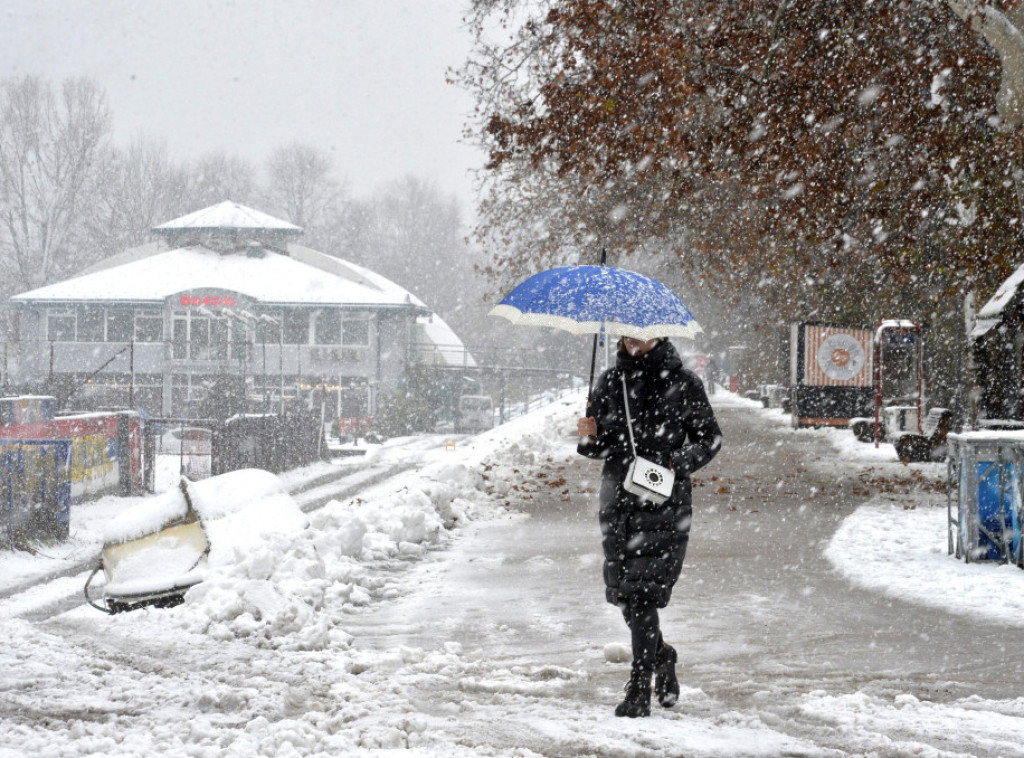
<box><xmin>789</xmin><ymin>322</ymin><xmax>873</xmax><ymax>428</ymax></box>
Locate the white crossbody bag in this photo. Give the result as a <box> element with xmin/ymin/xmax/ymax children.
<box><xmin>621</xmin><ymin>375</ymin><xmax>675</xmax><ymax>504</ymax></box>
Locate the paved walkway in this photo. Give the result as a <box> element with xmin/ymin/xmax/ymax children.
<box><xmin>343</xmin><ymin>402</ymin><xmax>1024</xmax><ymax>755</ymax></box>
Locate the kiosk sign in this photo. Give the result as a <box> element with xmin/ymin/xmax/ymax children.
<box><xmin>790</xmin><ymin>322</ymin><xmax>874</xmax><ymax>428</ymax></box>
<box><xmin>180</xmin><ymin>294</ymin><xmax>238</xmax><ymax>307</ymax></box>
<box><xmin>804</xmin><ymin>325</ymin><xmax>872</xmax><ymax>387</ymax></box>
<box><xmin>816</xmin><ymin>332</ymin><xmax>868</xmax><ymax>383</ymax></box>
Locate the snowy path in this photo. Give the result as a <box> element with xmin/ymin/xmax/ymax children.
<box><xmin>333</xmin><ymin>403</ymin><xmax>1024</xmax><ymax>757</ymax></box>
<box><xmin>336</xmin><ymin>464</ymin><xmax>821</xmax><ymax>757</ymax></box>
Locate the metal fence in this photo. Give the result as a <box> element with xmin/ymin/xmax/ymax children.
<box><xmin>499</xmin><ymin>385</ymin><xmax>581</xmax><ymax>424</ymax></box>
<box><xmin>214</xmin><ymin>410</ymin><xmax>325</xmax><ymax>475</ymax></box>
<box><xmin>142</xmin><ymin>418</ymin><xmax>219</xmax><ymax>493</ymax></box>
<box><xmin>142</xmin><ymin>411</ymin><xmax>325</xmax><ymax>491</ymax></box>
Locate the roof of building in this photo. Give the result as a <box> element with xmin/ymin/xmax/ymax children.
<box><xmin>9</xmin><ymin>201</ymin><xmax>477</xmax><ymax>362</ymax></box>
<box><xmin>979</xmin><ymin>261</ymin><xmax>1024</xmax><ymax>320</ymax></box>
<box><xmin>10</xmin><ymin>244</ymin><xmax>426</xmax><ymax>310</ymax></box>
<box><xmin>152</xmin><ymin>201</ymin><xmax>303</xmax><ymax>235</ymax></box>
<box><xmin>10</xmin><ymin>202</ymin><xmax>422</xmax><ymax>311</ymax></box>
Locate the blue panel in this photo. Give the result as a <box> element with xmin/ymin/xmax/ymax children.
<box><xmin>975</xmin><ymin>461</ymin><xmax>1014</xmax><ymax>561</ymax></box>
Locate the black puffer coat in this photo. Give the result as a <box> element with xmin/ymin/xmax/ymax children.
<box><xmin>578</xmin><ymin>340</ymin><xmax>722</xmax><ymax>608</ymax></box>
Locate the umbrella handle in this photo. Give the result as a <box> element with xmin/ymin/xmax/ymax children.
<box><xmin>586</xmin><ymin>331</ymin><xmax>599</xmax><ymax>412</ymax></box>
<box><xmin>586</xmin><ymin>248</ymin><xmax>609</xmax><ymax>413</ymax></box>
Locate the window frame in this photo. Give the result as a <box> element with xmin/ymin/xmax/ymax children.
<box><xmin>46</xmin><ymin>308</ymin><xmax>77</xmax><ymax>342</ymax></box>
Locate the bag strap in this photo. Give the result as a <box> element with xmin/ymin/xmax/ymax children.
<box><xmin>621</xmin><ymin>374</ymin><xmax>637</xmax><ymax>457</ymax></box>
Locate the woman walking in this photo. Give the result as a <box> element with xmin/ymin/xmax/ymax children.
<box><xmin>578</xmin><ymin>336</ymin><xmax>722</xmax><ymax>718</ymax></box>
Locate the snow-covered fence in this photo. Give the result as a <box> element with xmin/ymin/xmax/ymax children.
<box><xmin>213</xmin><ymin>410</ymin><xmax>325</xmax><ymax>475</ymax></box>
<box><xmin>499</xmin><ymin>385</ymin><xmax>579</xmax><ymax>424</ymax></box>
<box><xmin>142</xmin><ymin>412</ymin><xmax>325</xmax><ymax>491</ymax></box>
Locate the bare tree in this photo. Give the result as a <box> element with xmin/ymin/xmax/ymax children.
<box><xmin>346</xmin><ymin>176</ymin><xmax>475</xmax><ymax>314</ymax></box>
<box><xmin>345</xmin><ymin>175</ymin><xmax>563</xmax><ymax>367</ymax></box>
<box><xmin>0</xmin><ymin>75</ymin><xmax>112</xmax><ymax>295</ymax></box>
<box><xmin>87</xmin><ymin>138</ymin><xmax>191</xmax><ymax>256</ymax></box>
<box><xmin>188</xmin><ymin>150</ymin><xmax>259</xmax><ymax>209</ymax></box>
<box><xmin>263</xmin><ymin>141</ymin><xmax>344</xmax><ymax>234</ymax></box>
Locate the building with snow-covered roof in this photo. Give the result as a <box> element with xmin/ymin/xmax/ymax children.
<box><xmin>4</xmin><ymin>201</ymin><xmax>468</xmax><ymax>420</ymax></box>
<box><xmin>966</xmin><ymin>261</ymin><xmax>1024</xmax><ymax>425</ymax></box>
<box><xmin>411</xmin><ymin>313</ymin><xmax>477</xmax><ymax>369</ymax></box>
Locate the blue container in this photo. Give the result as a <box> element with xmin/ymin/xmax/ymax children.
<box><xmin>968</xmin><ymin>460</ymin><xmax>1014</xmax><ymax>562</ymax></box>
<box><xmin>1013</xmin><ymin>471</ymin><xmax>1024</xmax><ymax>567</ymax></box>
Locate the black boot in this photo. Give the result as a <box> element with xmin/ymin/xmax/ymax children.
<box><xmin>614</xmin><ymin>667</ymin><xmax>652</xmax><ymax>718</ymax></box>
<box><xmin>654</xmin><ymin>643</ymin><xmax>680</xmax><ymax>708</ymax></box>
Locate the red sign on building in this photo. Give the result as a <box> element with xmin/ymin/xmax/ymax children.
<box><xmin>180</xmin><ymin>294</ymin><xmax>238</xmax><ymax>307</ymax></box>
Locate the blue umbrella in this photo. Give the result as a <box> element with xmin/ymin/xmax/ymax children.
<box><xmin>489</xmin><ymin>265</ymin><xmax>703</xmax><ymax>341</ymax></box>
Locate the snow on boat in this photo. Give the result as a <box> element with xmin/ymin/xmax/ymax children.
<box><xmin>85</xmin><ymin>469</ymin><xmax>307</xmax><ymax>613</ymax></box>
<box><xmin>85</xmin><ymin>477</ymin><xmax>208</xmax><ymax>612</ymax></box>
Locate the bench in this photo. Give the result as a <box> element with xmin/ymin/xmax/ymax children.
<box><xmin>893</xmin><ymin>408</ymin><xmax>952</xmax><ymax>463</ymax></box>
<box><xmin>849</xmin><ymin>416</ymin><xmax>883</xmax><ymax>443</ymax></box>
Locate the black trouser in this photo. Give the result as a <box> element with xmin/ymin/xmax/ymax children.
<box><xmin>621</xmin><ymin>601</ymin><xmax>663</xmax><ymax>673</ymax></box>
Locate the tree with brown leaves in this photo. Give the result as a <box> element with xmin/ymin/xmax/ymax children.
<box><xmin>458</xmin><ymin>0</ymin><xmax>1024</xmax><ymax>401</ymax></box>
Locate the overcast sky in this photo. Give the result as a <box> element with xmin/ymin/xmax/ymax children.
<box><xmin>0</xmin><ymin>0</ymin><xmax>482</xmax><ymax>212</ymax></box>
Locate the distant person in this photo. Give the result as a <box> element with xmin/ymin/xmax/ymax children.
<box><xmin>705</xmin><ymin>357</ymin><xmax>719</xmax><ymax>395</ymax></box>
<box><xmin>577</xmin><ymin>336</ymin><xmax>722</xmax><ymax>718</ymax></box>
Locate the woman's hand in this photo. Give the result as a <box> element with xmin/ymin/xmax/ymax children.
<box><xmin>577</xmin><ymin>417</ymin><xmax>597</xmax><ymax>437</ymax></box>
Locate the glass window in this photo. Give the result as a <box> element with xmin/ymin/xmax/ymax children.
<box><xmin>170</xmin><ymin>373</ymin><xmax>191</xmax><ymax>416</ymax></box>
<box><xmin>208</xmin><ymin>319</ymin><xmax>228</xmax><ymax>361</ymax></box>
<box><xmin>283</xmin><ymin>312</ymin><xmax>309</xmax><ymax>345</ymax></box>
<box><xmin>135</xmin><ymin>310</ymin><xmax>163</xmax><ymax>343</ymax></box>
<box><xmin>106</xmin><ymin>310</ymin><xmax>133</xmax><ymax>342</ymax></box>
<box><xmin>172</xmin><ymin>316</ymin><xmax>188</xmax><ymax>359</ymax></box>
<box><xmin>342</xmin><ymin>318</ymin><xmax>370</xmax><ymax>346</ymax></box>
<box><xmin>257</xmin><ymin>317</ymin><xmax>281</xmax><ymax>344</ymax></box>
<box><xmin>229</xmin><ymin>321</ymin><xmax>248</xmax><ymax>361</ymax></box>
<box><xmin>190</xmin><ymin>317</ymin><xmax>211</xmax><ymax>360</ymax></box>
<box><xmin>76</xmin><ymin>307</ymin><xmax>104</xmax><ymax>342</ymax></box>
<box><xmin>47</xmin><ymin>310</ymin><xmax>76</xmax><ymax>342</ymax></box>
<box><xmin>314</xmin><ymin>310</ymin><xmax>341</xmax><ymax>344</ymax></box>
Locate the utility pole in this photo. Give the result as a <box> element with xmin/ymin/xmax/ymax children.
<box><xmin>129</xmin><ymin>339</ymin><xmax>135</xmax><ymax>408</ymax></box>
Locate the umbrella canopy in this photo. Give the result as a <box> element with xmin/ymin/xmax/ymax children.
<box><xmin>489</xmin><ymin>265</ymin><xmax>703</xmax><ymax>341</ymax></box>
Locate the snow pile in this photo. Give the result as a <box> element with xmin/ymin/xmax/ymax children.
<box><xmin>102</xmin><ymin>486</ymin><xmax>190</xmax><ymax>545</ymax></box>
<box><xmin>187</xmin><ymin>469</ymin><xmax>309</xmax><ymax>566</ymax></box>
<box><xmin>826</xmin><ymin>499</ymin><xmax>1024</xmax><ymax>627</ymax></box>
<box><xmin>180</xmin><ymin>532</ymin><xmax>331</xmax><ymax>651</ymax></box>
<box><xmin>168</xmin><ymin>396</ymin><xmax>582</xmax><ymax>650</ymax></box>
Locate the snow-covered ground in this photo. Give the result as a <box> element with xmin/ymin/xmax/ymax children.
<box><xmin>2</xmin><ymin>388</ymin><xmax>1024</xmax><ymax>756</ymax></box>
<box><xmin>733</xmin><ymin>392</ymin><xmax>1024</xmax><ymax>628</ymax></box>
